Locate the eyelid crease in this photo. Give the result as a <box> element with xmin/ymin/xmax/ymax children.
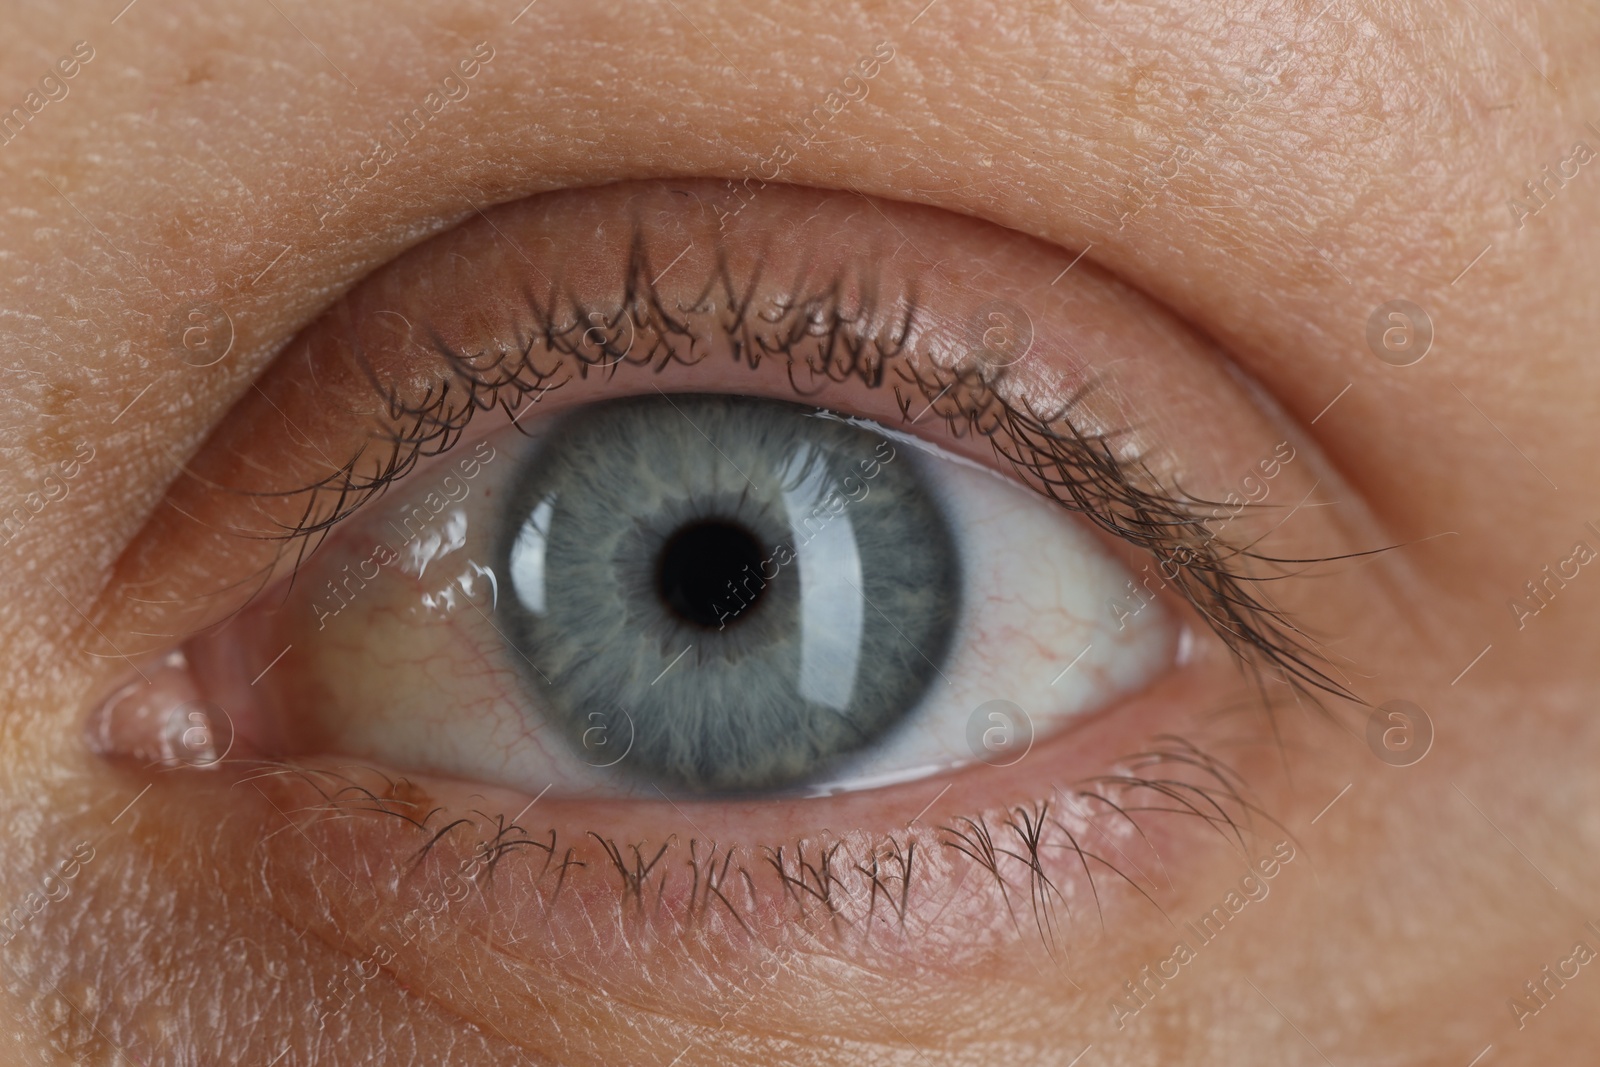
<box><xmin>222</xmin><ymin>222</ymin><xmax>1358</xmax><ymax>719</ymax></box>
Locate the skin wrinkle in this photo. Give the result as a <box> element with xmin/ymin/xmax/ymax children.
<box><xmin>1</xmin><ymin>0</ymin><xmax>1599</xmax><ymax>1064</ymax></box>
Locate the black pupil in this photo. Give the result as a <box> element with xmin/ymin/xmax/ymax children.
<box><xmin>656</xmin><ymin>520</ymin><xmax>766</xmax><ymax>628</ymax></box>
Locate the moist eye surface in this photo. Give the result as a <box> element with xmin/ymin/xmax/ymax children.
<box><xmin>498</xmin><ymin>393</ymin><xmax>961</xmax><ymax>794</ymax></box>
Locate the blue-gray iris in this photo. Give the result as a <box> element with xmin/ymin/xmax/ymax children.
<box><xmin>498</xmin><ymin>393</ymin><xmax>960</xmax><ymax>794</ymax></box>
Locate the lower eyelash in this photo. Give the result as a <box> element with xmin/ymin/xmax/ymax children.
<box><xmin>259</xmin><ymin>227</ymin><xmax>1353</xmax><ymax>712</ymax></box>
<box><xmin>239</xmin><ymin>724</ymin><xmax>1272</xmax><ymax>953</ymax></box>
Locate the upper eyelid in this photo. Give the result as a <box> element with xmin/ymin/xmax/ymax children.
<box><xmin>113</xmin><ymin>182</ymin><xmax>1353</xmax><ymax>710</ymax></box>
<box><xmin>299</xmin><ymin>241</ymin><xmax>923</xmax><ymax>536</ymax></box>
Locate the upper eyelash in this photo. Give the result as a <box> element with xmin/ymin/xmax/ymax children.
<box><xmin>252</xmin><ymin>227</ymin><xmax>1353</xmax><ymax>709</ymax></box>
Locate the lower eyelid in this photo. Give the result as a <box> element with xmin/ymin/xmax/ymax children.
<box><xmin>231</xmin><ymin>649</ymin><xmax>1275</xmax><ymax>998</ymax></box>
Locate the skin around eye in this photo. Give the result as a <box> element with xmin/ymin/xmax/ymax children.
<box><xmin>6</xmin><ymin>0</ymin><xmax>1600</xmax><ymax>1061</ymax></box>
<box><xmin>73</xmin><ymin>180</ymin><xmax>1378</xmax><ymax>1058</ymax></box>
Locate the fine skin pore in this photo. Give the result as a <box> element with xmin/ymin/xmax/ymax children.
<box><xmin>3</xmin><ymin>1</ymin><xmax>1600</xmax><ymax>1065</ymax></box>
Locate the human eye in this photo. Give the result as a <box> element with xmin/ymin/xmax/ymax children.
<box><xmin>127</xmin><ymin>386</ymin><xmax>1174</xmax><ymax>798</ymax></box>
<box><xmin>83</xmin><ymin>179</ymin><xmax>1343</xmax><ymax>1055</ymax></box>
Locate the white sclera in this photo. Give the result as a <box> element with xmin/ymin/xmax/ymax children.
<box><xmin>796</xmin><ymin>433</ymin><xmax>1174</xmax><ymax>794</ymax></box>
